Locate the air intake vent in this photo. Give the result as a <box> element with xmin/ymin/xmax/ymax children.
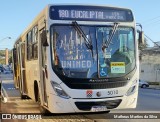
<box><xmin>75</xmin><ymin>99</ymin><xmax>122</xmax><ymax>111</ymax></box>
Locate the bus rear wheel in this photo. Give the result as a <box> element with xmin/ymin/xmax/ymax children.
<box><xmin>21</xmin><ymin>94</ymin><xmax>29</xmax><ymax>99</ymax></box>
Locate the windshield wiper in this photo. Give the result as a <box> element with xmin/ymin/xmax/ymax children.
<box><xmin>104</xmin><ymin>22</ymin><xmax>119</xmax><ymax>48</ymax></box>
<box><xmin>72</xmin><ymin>21</ymin><xmax>94</xmax><ymax>59</ymax></box>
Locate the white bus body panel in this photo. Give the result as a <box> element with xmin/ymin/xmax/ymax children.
<box><xmin>47</xmin><ymin>69</ymin><xmax>139</xmax><ymax>113</ymax></box>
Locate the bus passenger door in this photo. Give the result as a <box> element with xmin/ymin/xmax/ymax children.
<box><xmin>39</xmin><ymin>29</ymin><xmax>48</xmax><ymax>106</ymax></box>
<box><xmin>19</xmin><ymin>42</ymin><xmax>28</xmax><ymax>95</ymax></box>
<box><xmin>15</xmin><ymin>43</ymin><xmax>21</xmax><ymax>89</ymax></box>
<box><xmin>12</xmin><ymin>48</ymin><xmax>17</xmax><ymax>87</ymax></box>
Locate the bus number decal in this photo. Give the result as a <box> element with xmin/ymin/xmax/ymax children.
<box><xmin>107</xmin><ymin>90</ymin><xmax>118</xmax><ymax>96</ymax></box>
<box><xmin>59</xmin><ymin>10</ymin><xmax>69</xmax><ymax>18</ymax></box>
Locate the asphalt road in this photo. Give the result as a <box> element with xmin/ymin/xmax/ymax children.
<box><xmin>1</xmin><ymin>73</ymin><xmax>160</xmax><ymax>122</ymax></box>
<box><xmin>79</xmin><ymin>88</ymin><xmax>160</xmax><ymax>121</ymax></box>
<box><xmin>135</xmin><ymin>88</ymin><xmax>160</xmax><ymax>111</ymax></box>
<box><xmin>110</xmin><ymin>88</ymin><xmax>160</xmax><ymax>113</ymax></box>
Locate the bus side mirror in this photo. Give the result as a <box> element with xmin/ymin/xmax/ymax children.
<box><xmin>138</xmin><ymin>31</ymin><xmax>144</xmax><ymax>45</ymax></box>
<box><xmin>41</xmin><ymin>30</ymin><xmax>49</xmax><ymax>46</ymax></box>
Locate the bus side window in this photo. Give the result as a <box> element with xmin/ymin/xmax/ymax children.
<box><xmin>32</xmin><ymin>26</ymin><xmax>38</xmax><ymax>59</ymax></box>
<box><xmin>27</xmin><ymin>31</ymin><xmax>32</xmax><ymax>60</ymax></box>
<box><xmin>26</xmin><ymin>26</ymin><xmax>38</xmax><ymax>60</ymax></box>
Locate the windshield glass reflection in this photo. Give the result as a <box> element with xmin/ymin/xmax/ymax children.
<box><xmin>51</xmin><ymin>25</ymin><xmax>135</xmax><ymax>79</ymax></box>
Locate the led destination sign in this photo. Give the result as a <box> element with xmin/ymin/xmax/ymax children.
<box><xmin>50</xmin><ymin>5</ymin><xmax>133</xmax><ymax>21</ymax></box>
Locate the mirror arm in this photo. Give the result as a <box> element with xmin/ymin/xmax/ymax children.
<box><xmin>136</xmin><ymin>23</ymin><xmax>144</xmax><ymax>45</ymax></box>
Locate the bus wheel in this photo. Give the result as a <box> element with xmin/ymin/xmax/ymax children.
<box><xmin>21</xmin><ymin>94</ymin><xmax>29</xmax><ymax>99</ymax></box>
<box><xmin>34</xmin><ymin>81</ymin><xmax>39</xmax><ymax>102</ymax></box>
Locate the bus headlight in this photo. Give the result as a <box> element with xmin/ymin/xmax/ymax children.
<box><xmin>126</xmin><ymin>80</ymin><xmax>137</xmax><ymax>96</ymax></box>
<box><xmin>126</xmin><ymin>85</ymin><xmax>136</xmax><ymax>96</ymax></box>
<box><xmin>51</xmin><ymin>81</ymin><xmax>70</xmax><ymax>99</ymax></box>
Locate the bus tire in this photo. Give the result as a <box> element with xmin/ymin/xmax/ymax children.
<box><xmin>21</xmin><ymin>94</ymin><xmax>29</xmax><ymax>99</ymax></box>
<box><xmin>34</xmin><ymin>81</ymin><xmax>38</xmax><ymax>102</ymax></box>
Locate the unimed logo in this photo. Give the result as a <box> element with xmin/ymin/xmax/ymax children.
<box><xmin>2</xmin><ymin>114</ymin><xmax>12</xmax><ymax>119</ymax></box>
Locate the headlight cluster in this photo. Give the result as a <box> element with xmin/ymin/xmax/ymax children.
<box><xmin>51</xmin><ymin>81</ymin><xmax>70</xmax><ymax>99</ymax></box>
<box><xmin>126</xmin><ymin>79</ymin><xmax>138</xmax><ymax>96</ymax></box>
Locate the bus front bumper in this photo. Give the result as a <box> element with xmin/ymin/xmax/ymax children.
<box><xmin>48</xmin><ymin>91</ymin><xmax>138</xmax><ymax>113</ymax></box>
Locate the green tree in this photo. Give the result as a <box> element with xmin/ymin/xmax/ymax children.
<box><xmin>0</xmin><ymin>50</ymin><xmax>12</xmax><ymax>64</ymax></box>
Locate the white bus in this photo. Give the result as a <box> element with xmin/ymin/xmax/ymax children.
<box><xmin>12</xmin><ymin>4</ymin><xmax>144</xmax><ymax>113</ymax></box>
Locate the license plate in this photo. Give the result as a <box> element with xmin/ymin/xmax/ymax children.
<box><xmin>91</xmin><ymin>106</ymin><xmax>107</xmax><ymax>112</ymax></box>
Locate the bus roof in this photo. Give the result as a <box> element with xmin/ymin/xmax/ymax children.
<box><xmin>47</xmin><ymin>4</ymin><xmax>132</xmax><ymax>10</ymax></box>
<box><xmin>13</xmin><ymin>4</ymin><xmax>134</xmax><ymax>47</ymax></box>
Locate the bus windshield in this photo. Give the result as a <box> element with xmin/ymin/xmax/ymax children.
<box><xmin>51</xmin><ymin>25</ymin><xmax>135</xmax><ymax>79</ymax></box>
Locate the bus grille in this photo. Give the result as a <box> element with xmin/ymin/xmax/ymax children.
<box><xmin>75</xmin><ymin>99</ymin><xmax>122</xmax><ymax>111</ymax></box>
<box><xmin>67</xmin><ymin>81</ymin><xmax>127</xmax><ymax>89</ymax></box>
